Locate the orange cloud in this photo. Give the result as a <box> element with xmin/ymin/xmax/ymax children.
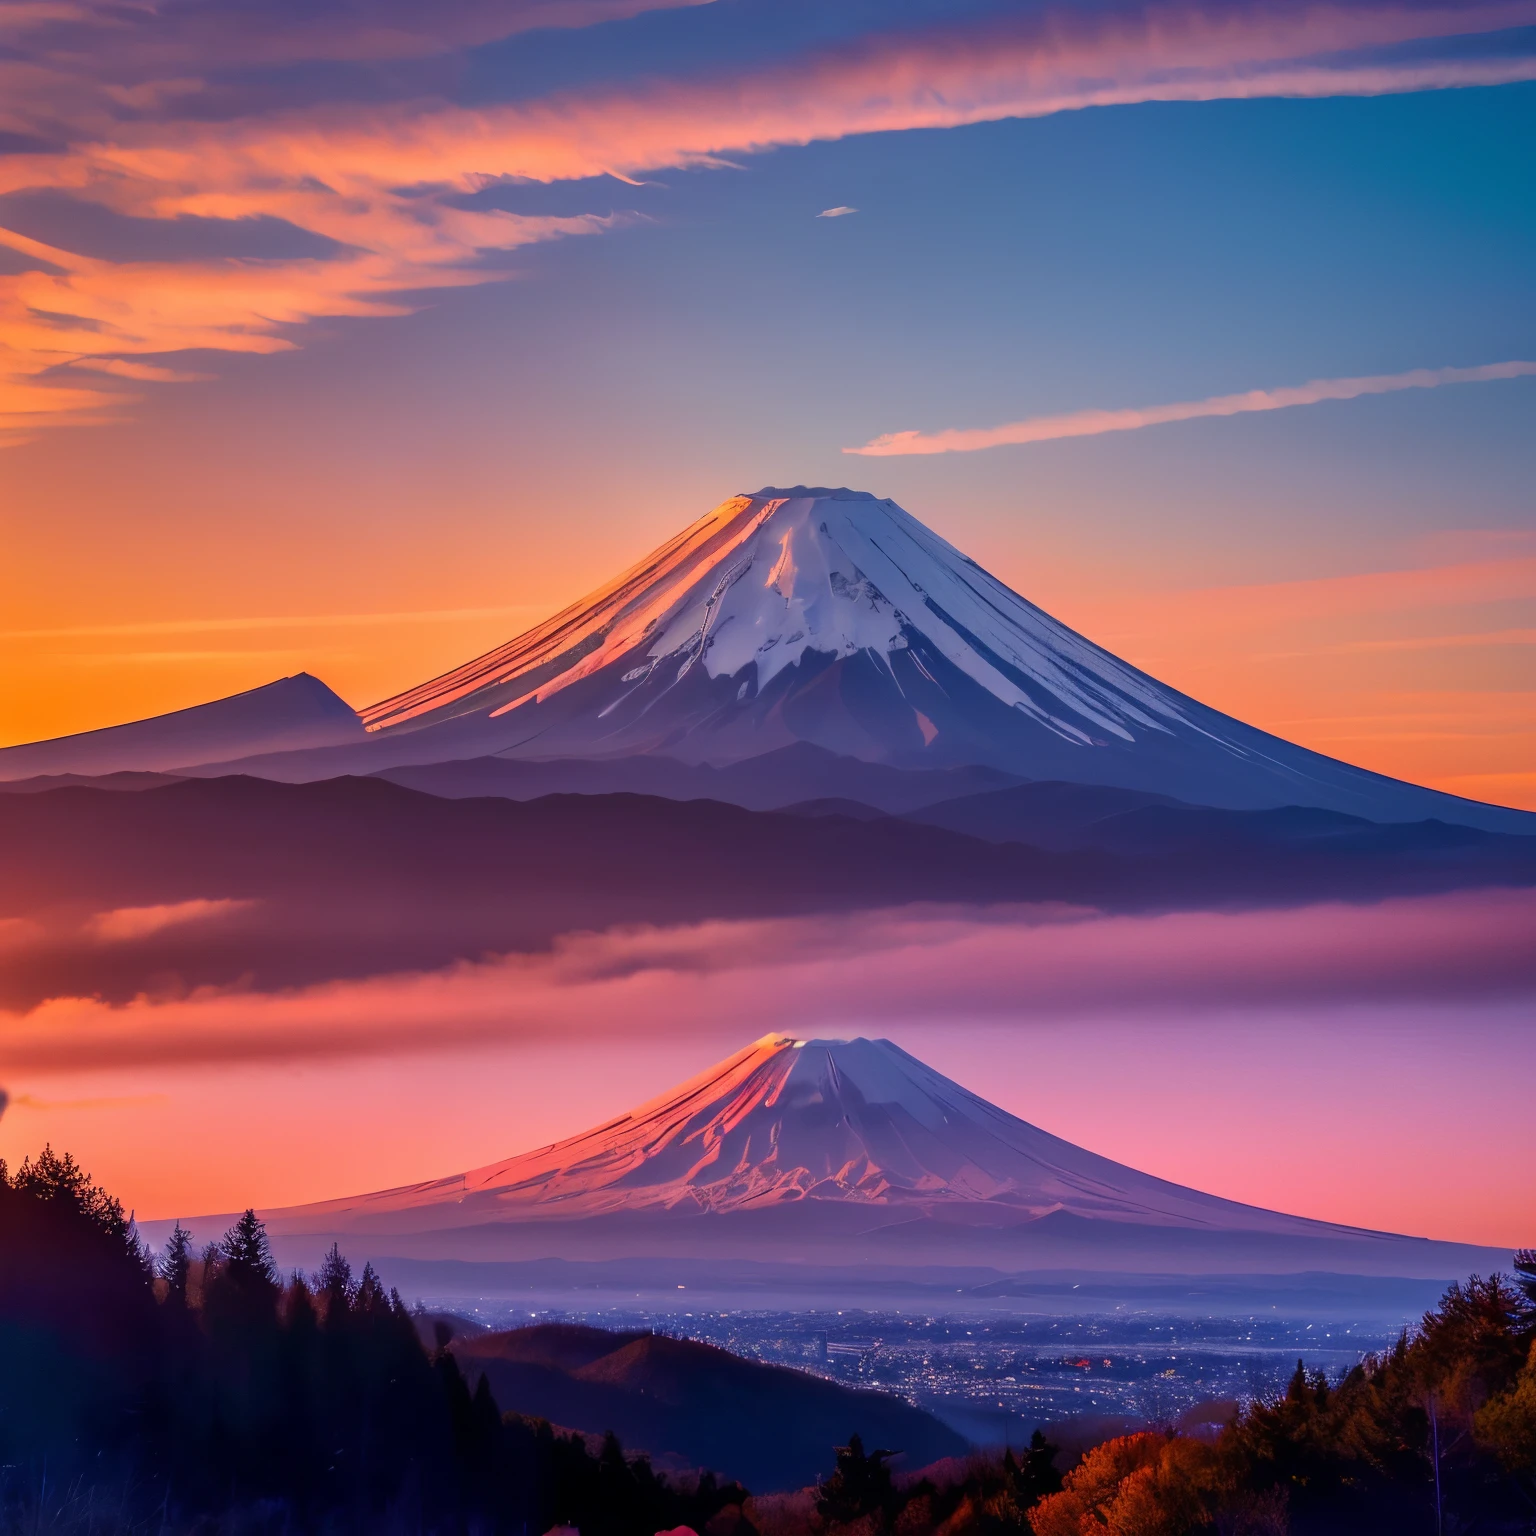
<box><xmin>3</xmin><ymin>0</ymin><xmax>1534</xmax><ymax>433</ymax></box>
<box><xmin>70</xmin><ymin>358</ymin><xmax>212</xmax><ymax>382</ymax></box>
<box><xmin>83</xmin><ymin>898</ymin><xmax>256</xmax><ymax>943</ymax></box>
<box><xmin>849</xmin><ymin>362</ymin><xmax>1536</xmax><ymax>456</ymax></box>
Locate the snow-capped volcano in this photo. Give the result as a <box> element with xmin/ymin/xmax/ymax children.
<box><xmin>344</xmin><ymin>487</ymin><xmax>1524</xmax><ymax>829</ymax></box>
<box><xmin>286</xmin><ymin>1033</ymin><xmax>1344</xmax><ymax>1235</ymax></box>
<box><xmin>363</xmin><ymin>487</ymin><xmax>1178</xmax><ymax>751</ymax></box>
<box><xmin>230</xmin><ymin>1033</ymin><xmax>1499</xmax><ymax>1280</ymax></box>
<box><xmin>6</xmin><ymin>486</ymin><xmax>1529</xmax><ymax>831</ymax></box>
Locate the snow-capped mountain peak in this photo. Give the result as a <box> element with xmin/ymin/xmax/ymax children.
<box><xmin>291</xmin><ymin>1032</ymin><xmax>1359</xmax><ymax>1239</ymax></box>
<box><xmin>360</xmin><ymin>487</ymin><xmax>1183</xmax><ymax>747</ymax></box>
<box><xmin>10</xmin><ymin>486</ymin><xmax>1530</xmax><ymax>832</ymax></box>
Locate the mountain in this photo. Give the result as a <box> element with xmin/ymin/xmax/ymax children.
<box><xmin>450</xmin><ymin>1323</ymin><xmax>967</xmax><ymax>1490</ymax></box>
<box><xmin>276</xmin><ymin>486</ymin><xmax>1535</xmax><ymax>831</ymax></box>
<box><xmin>9</xmin><ymin>488</ymin><xmax>1528</xmax><ymax>833</ymax></box>
<box><xmin>6</xmin><ymin>776</ymin><xmax>1532</xmax><ymax>1010</ymax></box>
<box><xmin>373</xmin><ymin>742</ymin><xmax>1023</xmax><ymax>814</ymax></box>
<box><xmin>0</xmin><ymin>673</ymin><xmax>363</xmax><ymax>781</ymax></box>
<box><xmin>181</xmin><ymin>1034</ymin><xmax>1504</xmax><ymax>1280</ymax></box>
<box><xmin>904</xmin><ymin>782</ymin><xmax>1536</xmax><ymax>858</ymax></box>
<box><xmin>903</xmin><ymin>781</ymin><xmax>1190</xmax><ymax>849</ymax></box>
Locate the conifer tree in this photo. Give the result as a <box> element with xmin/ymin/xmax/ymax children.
<box><xmin>316</xmin><ymin>1241</ymin><xmax>356</xmax><ymax>1318</ymax></box>
<box><xmin>220</xmin><ymin>1208</ymin><xmax>277</xmax><ymax>1291</ymax></box>
<box><xmin>816</xmin><ymin>1433</ymin><xmax>898</xmax><ymax>1526</ymax></box>
<box><xmin>161</xmin><ymin>1222</ymin><xmax>193</xmax><ymax>1305</ymax></box>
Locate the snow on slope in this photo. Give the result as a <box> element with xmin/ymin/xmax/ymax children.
<box><xmin>285</xmin><ymin>1033</ymin><xmax>1365</xmax><ymax>1240</ymax></box>
<box><xmin>362</xmin><ymin>487</ymin><xmax>1185</xmax><ymax>745</ymax></box>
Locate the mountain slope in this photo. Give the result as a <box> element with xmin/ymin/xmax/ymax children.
<box><xmin>0</xmin><ymin>673</ymin><xmax>363</xmax><ymax>780</ymax></box>
<box><xmin>231</xmin><ymin>1035</ymin><xmax>1506</xmax><ymax>1278</ymax></box>
<box><xmin>453</xmin><ymin>1323</ymin><xmax>967</xmax><ymax>1490</ymax></box>
<box><xmin>268</xmin><ymin>1035</ymin><xmax>1384</xmax><ymax>1235</ymax></box>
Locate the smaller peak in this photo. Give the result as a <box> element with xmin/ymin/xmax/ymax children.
<box><xmin>749</xmin><ymin>485</ymin><xmax>878</xmax><ymax>501</ymax></box>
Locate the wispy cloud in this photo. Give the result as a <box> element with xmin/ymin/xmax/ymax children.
<box><xmin>2</xmin><ymin>890</ymin><xmax>1532</xmax><ymax>1072</ymax></box>
<box><xmin>70</xmin><ymin>358</ymin><xmax>213</xmax><ymax>383</ymax></box>
<box><xmin>8</xmin><ymin>1091</ymin><xmax>168</xmax><ymax>1112</ymax></box>
<box><xmin>817</xmin><ymin>206</ymin><xmax>857</xmax><ymax>218</ymax></box>
<box><xmin>848</xmin><ymin>361</ymin><xmax>1536</xmax><ymax>456</ymax></box>
<box><xmin>84</xmin><ymin>899</ymin><xmax>255</xmax><ymax>944</ymax></box>
<box><xmin>3</xmin><ymin>0</ymin><xmax>1534</xmax><ymax>433</ymax></box>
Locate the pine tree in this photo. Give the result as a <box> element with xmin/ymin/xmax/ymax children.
<box><xmin>161</xmin><ymin>1222</ymin><xmax>193</xmax><ymax>1305</ymax></box>
<box><xmin>13</xmin><ymin>1144</ymin><xmax>132</xmax><ymax>1248</ymax></box>
<box><xmin>816</xmin><ymin>1433</ymin><xmax>898</xmax><ymax>1526</ymax></box>
<box><xmin>316</xmin><ymin>1241</ymin><xmax>355</xmax><ymax>1319</ymax></box>
<box><xmin>1008</xmin><ymin>1429</ymin><xmax>1063</xmax><ymax>1508</ymax></box>
<box><xmin>220</xmin><ymin>1208</ymin><xmax>277</xmax><ymax>1293</ymax></box>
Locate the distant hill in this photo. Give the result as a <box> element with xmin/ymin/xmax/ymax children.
<box><xmin>0</xmin><ymin>673</ymin><xmax>363</xmax><ymax>780</ymax></box>
<box><xmin>452</xmin><ymin>1323</ymin><xmax>967</xmax><ymax>1491</ymax></box>
<box><xmin>374</xmin><ymin>743</ymin><xmax>1020</xmax><ymax>814</ymax></box>
<box><xmin>2</xmin><ymin>774</ymin><xmax>1532</xmax><ymax>1009</ymax></box>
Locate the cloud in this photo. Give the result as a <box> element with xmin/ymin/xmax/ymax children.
<box><xmin>7</xmin><ymin>1091</ymin><xmax>167</xmax><ymax>1112</ymax></box>
<box><xmin>2</xmin><ymin>0</ymin><xmax>1534</xmax><ymax>430</ymax></box>
<box><xmin>70</xmin><ymin>358</ymin><xmax>213</xmax><ymax>383</ymax></box>
<box><xmin>0</xmin><ymin>0</ymin><xmax>716</xmax><ymax>72</ymax></box>
<box><xmin>2</xmin><ymin>889</ymin><xmax>1531</xmax><ymax>1072</ymax></box>
<box><xmin>817</xmin><ymin>206</ymin><xmax>857</xmax><ymax>218</ymax></box>
<box><xmin>848</xmin><ymin>361</ymin><xmax>1536</xmax><ymax>455</ymax></box>
<box><xmin>84</xmin><ymin>899</ymin><xmax>255</xmax><ymax>944</ymax></box>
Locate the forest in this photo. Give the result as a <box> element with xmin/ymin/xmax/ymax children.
<box><xmin>2</xmin><ymin>1146</ymin><xmax>1533</xmax><ymax>1535</ymax></box>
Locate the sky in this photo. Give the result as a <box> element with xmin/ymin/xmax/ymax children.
<box><xmin>1</xmin><ymin>0</ymin><xmax>1534</xmax><ymax>1242</ymax></box>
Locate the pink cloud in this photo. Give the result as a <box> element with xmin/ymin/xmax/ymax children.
<box><xmin>69</xmin><ymin>358</ymin><xmax>213</xmax><ymax>383</ymax></box>
<box><xmin>83</xmin><ymin>898</ymin><xmax>255</xmax><ymax>944</ymax></box>
<box><xmin>849</xmin><ymin>362</ymin><xmax>1536</xmax><ymax>455</ymax></box>
<box><xmin>3</xmin><ymin>888</ymin><xmax>1531</xmax><ymax>1073</ymax></box>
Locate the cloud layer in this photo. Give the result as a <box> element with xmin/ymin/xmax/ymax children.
<box><xmin>2</xmin><ymin>888</ymin><xmax>1531</xmax><ymax>1073</ymax></box>
<box><xmin>849</xmin><ymin>361</ymin><xmax>1536</xmax><ymax>455</ymax></box>
<box><xmin>3</xmin><ymin>0</ymin><xmax>1535</xmax><ymax>437</ymax></box>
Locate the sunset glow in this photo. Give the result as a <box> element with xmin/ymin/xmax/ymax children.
<box><xmin>3</xmin><ymin>0</ymin><xmax>1533</xmax><ymax>1298</ymax></box>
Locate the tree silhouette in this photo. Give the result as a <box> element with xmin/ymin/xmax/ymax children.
<box><xmin>161</xmin><ymin>1221</ymin><xmax>193</xmax><ymax>1305</ymax></box>
<box><xmin>817</xmin><ymin>1432</ymin><xmax>898</xmax><ymax>1526</ymax></box>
